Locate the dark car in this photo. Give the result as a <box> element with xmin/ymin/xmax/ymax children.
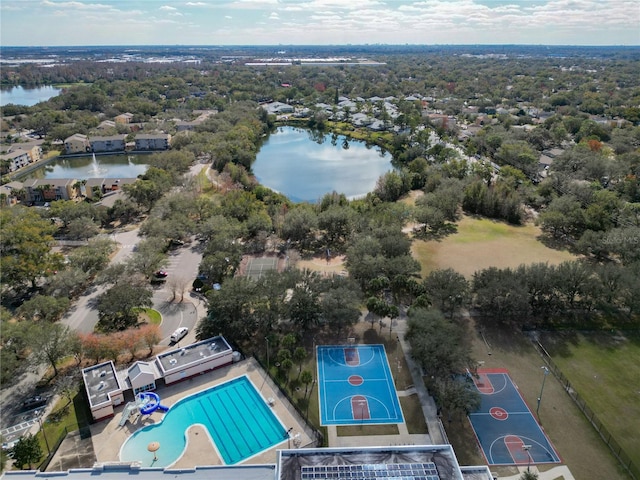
<box><xmin>154</xmin><ymin>270</ymin><xmax>168</xmax><ymax>278</ymax></box>
<box><xmin>22</xmin><ymin>395</ymin><xmax>47</xmax><ymax>411</ymax></box>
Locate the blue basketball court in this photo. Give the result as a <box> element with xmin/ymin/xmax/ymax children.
<box><xmin>317</xmin><ymin>344</ymin><xmax>404</xmax><ymax>426</ymax></box>
<box><xmin>468</xmin><ymin>369</ymin><xmax>561</xmax><ymax>467</ymax></box>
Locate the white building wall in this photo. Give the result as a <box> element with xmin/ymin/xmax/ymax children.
<box><xmin>163</xmin><ymin>352</ymin><xmax>233</xmax><ymax>385</ymax></box>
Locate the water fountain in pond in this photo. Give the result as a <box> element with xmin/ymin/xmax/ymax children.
<box><xmin>89</xmin><ymin>153</ymin><xmax>107</xmax><ymax>176</ymax></box>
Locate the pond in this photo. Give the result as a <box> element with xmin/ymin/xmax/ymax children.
<box><xmin>252</xmin><ymin>126</ymin><xmax>392</xmax><ymax>203</ymax></box>
<box><xmin>0</xmin><ymin>85</ymin><xmax>62</xmax><ymax>106</ymax></box>
<box><xmin>18</xmin><ymin>154</ymin><xmax>149</xmax><ymax>181</ymax></box>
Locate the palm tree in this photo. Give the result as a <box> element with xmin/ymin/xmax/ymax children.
<box><xmin>300</xmin><ymin>370</ymin><xmax>313</xmax><ymax>399</ymax></box>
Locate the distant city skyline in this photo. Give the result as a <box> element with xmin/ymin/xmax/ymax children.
<box><xmin>1</xmin><ymin>0</ymin><xmax>638</xmax><ymax>47</ymax></box>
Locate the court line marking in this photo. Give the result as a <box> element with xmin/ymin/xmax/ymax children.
<box><xmin>317</xmin><ymin>345</ymin><xmax>403</xmax><ymax>424</ymax></box>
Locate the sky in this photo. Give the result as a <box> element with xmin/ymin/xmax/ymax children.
<box><xmin>1</xmin><ymin>0</ymin><xmax>638</xmax><ymax>47</ymax></box>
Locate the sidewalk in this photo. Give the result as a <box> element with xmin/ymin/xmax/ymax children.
<box><xmin>393</xmin><ymin>315</ymin><xmax>446</xmax><ymax>445</ymax></box>
<box><xmin>499</xmin><ymin>465</ymin><xmax>575</xmax><ymax>480</ymax></box>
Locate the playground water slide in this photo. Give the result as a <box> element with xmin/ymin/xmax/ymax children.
<box><xmin>137</xmin><ymin>392</ymin><xmax>170</xmax><ymax>415</ymax></box>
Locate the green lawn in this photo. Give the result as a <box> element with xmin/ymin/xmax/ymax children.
<box><xmin>134</xmin><ymin>307</ymin><xmax>161</xmax><ymax>325</ymax></box>
<box><xmin>412</xmin><ymin>215</ymin><xmax>576</xmax><ymax>278</ymax></box>
<box><xmin>543</xmin><ymin>331</ymin><xmax>640</xmax><ymax>472</ymax></box>
<box><xmin>31</xmin><ymin>387</ymin><xmax>92</xmax><ymax>471</ymax></box>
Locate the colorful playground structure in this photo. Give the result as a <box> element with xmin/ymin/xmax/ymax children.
<box><xmin>119</xmin><ymin>392</ymin><xmax>169</xmax><ymax>427</ymax></box>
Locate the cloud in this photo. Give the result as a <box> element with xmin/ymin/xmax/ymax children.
<box><xmin>269</xmin><ymin>11</ymin><xmax>280</xmax><ymax>19</ymax></box>
<box><xmin>230</xmin><ymin>0</ymin><xmax>280</xmax><ymax>7</ymax></box>
<box><xmin>185</xmin><ymin>1</ymin><xmax>207</xmax><ymax>5</ymax></box>
<box><xmin>159</xmin><ymin>5</ymin><xmax>177</xmax><ymax>11</ymax></box>
<box><xmin>225</xmin><ymin>15</ymin><xmax>232</xmax><ymax>18</ymax></box>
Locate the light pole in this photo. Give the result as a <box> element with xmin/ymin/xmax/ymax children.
<box><xmin>37</xmin><ymin>415</ymin><xmax>50</xmax><ymax>455</ymax></box>
<box><xmin>536</xmin><ymin>366</ymin><xmax>550</xmax><ymax>419</ymax></box>
<box><xmin>522</xmin><ymin>444</ymin><xmax>532</xmax><ymax>472</ymax></box>
<box><xmin>266</xmin><ymin>337</ymin><xmax>270</xmax><ymax>371</ymax></box>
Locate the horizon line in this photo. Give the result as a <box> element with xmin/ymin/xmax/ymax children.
<box><xmin>2</xmin><ymin>43</ymin><xmax>639</xmax><ymax>49</ymax></box>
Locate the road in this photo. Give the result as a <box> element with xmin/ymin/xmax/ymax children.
<box><xmin>1</xmin><ymin>173</ymin><xmax>207</xmax><ymax>434</ymax></box>
<box><xmin>62</xmin><ymin>228</ymin><xmax>141</xmax><ymax>333</ymax></box>
<box><xmin>62</xmin><ymin>229</ymin><xmax>204</xmax><ymax>342</ymax></box>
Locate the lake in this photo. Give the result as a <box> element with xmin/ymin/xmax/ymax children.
<box><xmin>19</xmin><ymin>154</ymin><xmax>149</xmax><ymax>181</ymax></box>
<box><xmin>0</xmin><ymin>85</ymin><xmax>62</xmax><ymax>106</ymax></box>
<box><xmin>253</xmin><ymin>127</ymin><xmax>392</xmax><ymax>203</ymax></box>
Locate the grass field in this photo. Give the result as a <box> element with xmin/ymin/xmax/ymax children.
<box><xmin>450</xmin><ymin>320</ymin><xmax>631</xmax><ymax>479</ymax></box>
<box><xmin>405</xmin><ymin>213</ymin><xmax>624</xmax><ymax>479</ymax></box>
<box><xmin>541</xmin><ymin>331</ymin><xmax>640</xmax><ymax>473</ymax></box>
<box><xmin>411</xmin><ymin>215</ymin><xmax>577</xmax><ymax>278</ymax></box>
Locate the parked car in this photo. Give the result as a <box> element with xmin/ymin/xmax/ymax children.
<box><xmin>21</xmin><ymin>395</ymin><xmax>47</xmax><ymax>411</ymax></box>
<box><xmin>170</xmin><ymin>327</ymin><xmax>188</xmax><ymax>343</ymax></box>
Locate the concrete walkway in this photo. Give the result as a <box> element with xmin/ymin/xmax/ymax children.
<box><xmin>499</xmin><ymin>465</ymin><xmax>576</xmax><ymax>480</ymax></box>
<box><xmin>394</xmin><ymin>315</ymin><xmax>446</xmax><ymax>445</ymax></box>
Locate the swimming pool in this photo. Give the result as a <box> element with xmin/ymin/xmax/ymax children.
<box><xmin>119</xmin><ymin>375</ymin><xmax>287</xmax><ymax>467</ymax></box>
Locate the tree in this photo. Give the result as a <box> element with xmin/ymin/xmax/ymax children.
<box><xmin>366</xmin><ymin>296</ymin><xmax>390</xmax><ymax>328</ymax></box>
<box><xmin>29</xmin><ymin>322</ymin><xmax>75</xmax><ymax>377</ymax></box>
<box><xmin>118</xmin><ymin>328</ymin><xmax>142</xmax><ymax>362</ymax></box>
<box><xmin>10</xmin><ymin>434</ymin><xmax>43</xmax><ymax>470</ymax></box>
<box><xmin>555</xmin><ymin>261</ymin><xmax>595</xmax><ymax>310</ymax></box>
<box><xmin>300</xmin><ymin>370</ymin><xmax>313</xmax><ymax>399</ymax></box>
<box><xmin>472</xmin><ymin>267</ymin><xmax>530</xmax><ymax>322</ymax></box>
<box><xmin>127</xmin><ymin>237</ymin><xmax>167</xmax><ymax>278</ymax></box>
<box><xmin>292</xmin><ymin>347</ymin><xmax>307</xmax><ymax>378</ymax></box>
<box><xmin>44</xmin><ymin>267</ymin><xmax>90</xmax><ymax>298</ymax></box>
<box><xmin>139</xmin><ymin>324</ymin><xmax>162</xmax><ymax>356</ymax></box>
<box><xmin>520</xmin><ymin>471</ymin><xmax>539</xmax><ymax>480</ymax></box>
<box><xmin>55</xmin><ymin>373</ymin><xmax>80</xmax><ymax>407</ymax></box>
<box><xmin>318</xmin><ymin>205</ymin><xmax>354</xmax><ymax>249</ymax></box>
<box><xmin>16</xmin><ymin>295</ymin><xmax>70</xmax><ymax>323</ymax></box>
<box><xmin>96</xmin><ymin>263</ymin><xmax>128</xmax><ymax>286</ymax></box>
<box><xmin>66</xmin><ymin>238</ymin><xmax>114</xmax><ymax>275</ymax></box>
<box><xmin>96</xmin><ymin>283</ymin><xmax>153</xmax><ymax>332</ymax></box>
<box><xmin>435</xmin><ymin>377</ymin><xmax>481</xmax><ymax>422</ymax></box>
<box><xmin>288</xmin><ymin>286</ymin><xmax>321</xmax><ymax>333</ymax></box>
<box><xmin>108</xmin><ymin>198</ymin><xmax>143</xmax><ymax>224</ymax></box>
<box><xmin>374</xmin><ymin>170</ymin><xmax>410</xmax><ymax>202</ymax></box>
<box><xmin>494</xmin><ymin>140</ymin><xmax>538</xmax><ymax>177</ymax></box>
<box><xmin>406</xmin><ymin>308</ymin><xmax>473</xmax><ymax>381</ymax></box>
<box><xmin>67</xmin><ymin>216</ymin><xmax>100</xmax><ymax>240</ymax></box>
<box><xmin>197</xmin><ymin>277</ymin><xmax>257</xmax><ymax>342</ymax></box>
<box><xmin>279</xmin><ymin>358</ymin><xmax>294</xmax><ymax>385</ymax></box>
<box><xmin>199</xmin><ymin>250</ymin><xmax>240</xmax><ymax>285</ymax></box>
<box><xmin>321</xmin><ymin>282</ymin><xmax>362</xmax><ymax>335</ymax></box>
<box><xmin>122</xmin><ymin>171</ymin><xmax>171</xmax><ymax>211</ymax></box>
<box><xmin>422</xmin><ymin>269</ymin><xmax>470</xmax><ymax>317</ymax></box>
<box><xmin>281</xmin><ymin>207</ymin><xmax>318</xmax><ymax>251</ymax></box>
<box><xmin>167</xmin><ymin>275</ymin><xmax>191</xmax><ymax>303</ymax></box>
<box><xmin>79</xmin><ymin>333</ymin><xmax>112</xmax><ymax>365</ymax></box>
<box><xmin>0</xmin><ymin>207</ymin><xmax>63</xmax><ymax>289</ymax></box>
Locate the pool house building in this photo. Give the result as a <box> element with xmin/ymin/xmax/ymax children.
<box><xmin>82</xmin><ymin>335</ymin><xmax>234</xmax><ymax>421</ymax></box>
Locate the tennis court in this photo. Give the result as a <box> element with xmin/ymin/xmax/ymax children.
<box><xmin>245</xmin><ymin>256</ymin><xmax>278</xmax><ymax>280</ymax></box>
<box><xmin>468</xmin><ymin>368</ymin><xmax>561</xmax><ymax>467</ymax></box>
<box><xmin>317</xmin><ymin>344</ymin><xmax>404</xmax><ymax>426</ymax></box>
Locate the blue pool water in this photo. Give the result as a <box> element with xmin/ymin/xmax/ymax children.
<box><xmin>119</xmin><ymin>376</ymin><xmax>287</xmax><ymax>467</ymax></box>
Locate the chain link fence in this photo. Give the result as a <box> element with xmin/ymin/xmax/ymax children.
<box><xmin>532</xmin><ymin>340</ymin><xmax>638</xmax><ymax>480</ymax></box>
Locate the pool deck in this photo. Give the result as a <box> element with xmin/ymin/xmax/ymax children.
<box><xmin>89</xmin><ymin>357</ymin><xmax>316</xmax><ymax>468</ymax></box>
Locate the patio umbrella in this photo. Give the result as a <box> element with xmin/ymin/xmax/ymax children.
<box><xmin>147</xmin><ymin>441</ymin><xmax>160</xmax><ymax>461</ymax></box>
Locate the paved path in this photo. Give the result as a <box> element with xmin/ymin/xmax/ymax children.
<box><xmin>394</xmin><ymin>314</ymin><xmax>446</xmax><ymax>445</ymax></box>
<box><xmin>499</xmin><ymin>465</ymin><xmax>576</xmax><ymax>480</ymax></box>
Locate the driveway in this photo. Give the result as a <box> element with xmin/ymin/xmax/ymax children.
<box><xmin>61</xmin><ymin>232</ymin><xmax>204</xmax><ymax>337</ymax></box>
<box><xmin>61</xmin><ymin>228</ymin><xmax>141</xmax><ymax>333</ymax></box>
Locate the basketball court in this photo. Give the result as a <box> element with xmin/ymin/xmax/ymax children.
<box><xmin>468</xmin><ymin>368</ymin><xmax>561</xmax><ymax>467</ymax></box>
<box><xmin>316</xmin><ymin>344</ymin><xmax>404</xmax><ymax>426</ymax></box>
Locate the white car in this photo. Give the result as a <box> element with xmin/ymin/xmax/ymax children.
<box><xmin>170</xmin><ymin>327</ymin><xmax>188</xmax><ymax>343</ymax></box>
